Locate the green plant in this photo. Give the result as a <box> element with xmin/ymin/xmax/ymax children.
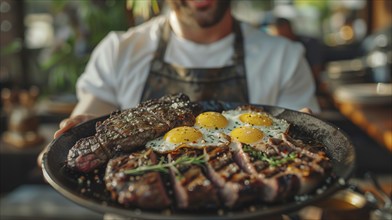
<box><xmin>38</xmin><ymin>0</ymin><xmax>162</xmax><ymax>95</ymax></box>
<box><xmin>0</xmin><ymin>39</ymin><xmax>23</xmax><ymax>57</ymax></box>
<box><xmin>35</xmin><ymin>0</ymin><xmax>137</xmax><ymax>95</ymax></box>
<box><xmin>126</xmin><ymin>0</ymin><xmax>160</xmax><ymax>20</ymax></box>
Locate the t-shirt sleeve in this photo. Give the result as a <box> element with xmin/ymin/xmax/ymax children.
<box><xmin>277</xmin><ymin>43</ymin><xmax>320</xmax><ymax>113</ymax></box>
<box><xmin>76</xmin><ymin>32</ymin><xmax>121</xmax><ymax>107</ymax></box>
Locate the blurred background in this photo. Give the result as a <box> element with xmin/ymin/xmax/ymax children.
<box><xmin>0</xmin><ymin>0</ymin><xmax>391</xmax><ymax>219</ymax></box>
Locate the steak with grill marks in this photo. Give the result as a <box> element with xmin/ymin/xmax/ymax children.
<box><xmin>167</xmin><ymin>148</ymin><xmax>220</xmax><ymax>210</ymax></box>
<box><xmin>102</xmin><ymin>135</ymin><xmax>332</xmax><ymax>210</ymax></box>
<box><xmin>104</xmin><ymin>149</ymin><xmax>171</xmax><ymax>209</ymax></box>
<box><xmin>232</xmin><ymin>134</ymin><xmax>332</xmax><ymax>202</ymax></box>
<box><xmin>204</xmin><ymin>145</ymin><xmax>263</xmax><ymax>208</ymax></box>
<box><xmin>67</xmin><ymin>93</ymin><xmax>198</xmax><ymax>172</ymax></box>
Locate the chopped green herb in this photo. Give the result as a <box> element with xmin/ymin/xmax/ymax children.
<box><xmin>123</xmin><ymin>154</ymin><xmax>206</xmax><ymax>176</ymax></box>
<box><xmin>243</xmin><ymin>145</ymin><xmax>297</xmax><ymax>167</ymax></box>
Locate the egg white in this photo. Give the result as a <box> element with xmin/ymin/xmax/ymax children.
<box><xmin>145</xmin><ymin>126</ymin><xmax>230</xmax><ymax>153</ymax></box>
<box><xmin>222</xmin><ymin>109</ymin><xmax>290</xmax><ymax>140</ymax></box>
<box><xmin>146</xmin><ymin>108</ymin><xmax>289</xmax><ymax>153</ymax></box>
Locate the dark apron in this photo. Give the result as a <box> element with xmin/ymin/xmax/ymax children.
<box><xmin>140</xmin><ymin>18</ymin><xmax>249</xmax><ymax>103</ymax></box>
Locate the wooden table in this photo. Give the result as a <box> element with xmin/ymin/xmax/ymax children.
<box><xmin>334</xmin><ymin>101</ymin><xmax>392</xmax><ymax>152</ymax></box>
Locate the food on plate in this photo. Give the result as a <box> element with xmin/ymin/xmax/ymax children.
<box><xmin>232</xmin><ymin>134</ymin><xmax>332</xmax><ymax>202</ymax></box>
<box><xmin>203</xmin><ymin>144</ymin><xmax>263</xmax><ymax>208</ymax></box>
<box><xmin>104</xmin><ymin>149</ymin><xmax>171</xmax><ymax>209</ymax></box>
<box><xmin>145</xmin><ymin>106</ymin><xmax>290</xmax><ymax>153</ymax></box>
<box><xmin>67</xmin><ymin>93</ymin><xmax>198</xmax><ymax>172</ymax></box>
<box><xmin>145</xmin><ymin>121</ymin><xmax>231</xmax><ymax>153</ymax></box>
<box><xmin>66</xmin><ymin>93</ymin><xmax>333</xmax><ymax>211</ymax></box>
<box><xmin>167</xmin><ymin>148</ymin><xmax>221</xmax><ymax>210</ymax></box>
<box><xmin>221</xmin><ymin>106</ymin><xmax>290</xmax><ymax>139</ymax></box>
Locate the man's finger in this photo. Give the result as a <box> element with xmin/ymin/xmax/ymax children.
<box><xmin>54</xmin><ymin>115</ymin><xmax>96</xmax><ymax>138</ymax></box>
<box><xmin>299</xmin><ymin>107</ymin><xmax>313</xmax><ymax>114</ymax></box>
<box><xmin>54</xmin><ymin>118</ymin><xmax>76</xmax><ymax>138</ymax></box>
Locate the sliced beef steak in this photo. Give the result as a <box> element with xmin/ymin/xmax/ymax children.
<box><xmin>104</xmin><ymin>149</ymin><xmax>171</xmax><ymax>209</ymax></box>
<box><xmin>167</xmin><ymin>148</ymin><xmax>220</xmax><ymax>210</ymax></box>
<box><xmin>204</xmin><ymin>145</ymin><xmax>263</xmax><ymax>208</ymax></box>
<box><xmin>232</xmin><ymin>134</ymin><xmax>332</xmax><ymax>202</ymax></box>
<box><xmin>101</xmin><ymin>134</ymin><xmax>332</xmax><ymax>210</ymax></box>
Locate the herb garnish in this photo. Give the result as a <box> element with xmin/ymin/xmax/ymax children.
<box><xmin>243</xmin><ymin>145</ymin><xmax>297</xmax><ymax>167</ymax></box>
<box><xmin>123</xmin><ymin>154</ymin><xmax>206</xmax><ymax>176</ymax></box>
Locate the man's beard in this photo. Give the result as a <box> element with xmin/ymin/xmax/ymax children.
<box><xmin>167</xmin><ymin>0</ymin><xmax>231</xmax><ymax>28</ymax></box>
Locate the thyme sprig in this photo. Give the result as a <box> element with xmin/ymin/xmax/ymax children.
<box><xmin>243</xmin><ymin>145</ymin><xmax>297</xmax><ymax>167</ymax></box>
<box><xmin>123</xmin><ymin>154</ymin><xmax>206</xmax><ymax>176</ymax></box>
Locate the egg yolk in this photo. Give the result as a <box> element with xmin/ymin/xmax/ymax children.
<box><xmin>164</xmin><ymin>126</ymin><xmax>202</xmax><ymax>144</ymax></box>
<box><xmin>239</xmin><ymin>113</ymin><xmax>273</xmax><ymax>126</ymax></box>
<box><xmin>230</xmin><ymin>127</ymin><xmax>264</xmax><ymax>144</ymax></box>
<box><xmin>195</xmin><ymin>112</ymin><xmax>228</xmax><ymax>129</ymax></box>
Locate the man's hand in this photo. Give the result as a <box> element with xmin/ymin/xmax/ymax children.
<box><xmin>54</xmin><ymin>114</ymin><xmax>96</xmax><ymax>138</ymax></box>
<box><xmin>299</xmin><ymin>107</ymin><xmax>313</xmax><ymax>114</ymax></box>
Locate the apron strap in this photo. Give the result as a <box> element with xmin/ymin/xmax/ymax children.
<box><xmin>143</xmin><ymin>17</ymin><xmax>249</xmax><ymax>102</ymax></box>
<box><xmin>153</xmin><ymin>19</ymin><xmax>171</xmax><ymax>61</ymax></box>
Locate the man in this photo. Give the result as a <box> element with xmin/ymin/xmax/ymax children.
<box><xmin>39</xmin><ymin>0</ymin><xmax>318</xmax><ymax>162</ymax></box>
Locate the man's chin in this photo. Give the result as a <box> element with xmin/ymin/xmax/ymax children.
<box><xmin>193</xmin><ymin>13</ymin><xmax>220</xmax><ymax>28</ymax></box>
<box><xmin>170</xmin><ymin>0</ymin><xmax>230</xmax><ymax>28</ymax></box>
<box><xmin>186</xmin><ymin>0</ymin><xmax>215</xmax><ymax>10</ymax></box>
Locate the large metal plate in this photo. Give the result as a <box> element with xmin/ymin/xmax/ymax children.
<box><xmin>42</xmin><ymin>101</ymin><xmax>355</xmax><ymax>219</ymax></box>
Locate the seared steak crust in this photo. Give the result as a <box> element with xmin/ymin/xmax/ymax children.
<box><xmin>67</xmin><ymin>136</ymin><xmax>111</xmax><ymax>172</ymax></box>
<box><xmin>204</xmin><ymin>145</ymin><xmax>263</xmax><ymax>208</ymax></box>
<box><xmin>168</xmin><ymin>148</ymin><xmax>220</xmax><ymax>210</ymax></box>
<box><xmin>67</xmin><ymin>93</ymin><xmax>197</xmax><ymax>172</ymax></box>
<box><xmin>104</xmin><ymin>149</ymin><xmax>171</xmax><ymax>209</ymax></box>
<box><xmin>232</xmin><ymin>134</ymin><xmax>332</xmax><ymax>202</ymax></box>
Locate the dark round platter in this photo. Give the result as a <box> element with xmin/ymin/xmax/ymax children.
<box><xmin>42</xmin><ymin>101</ymin><xmax>355</xmax><ymax>219</ymax></box>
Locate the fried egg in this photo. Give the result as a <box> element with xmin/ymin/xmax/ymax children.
<box><xmin>146</xmin><ymin>111</ymin><xmax>231</xmax><ymax>153</ymax></box>
<box><xmin>146</xmin><ymin>108</ymin><xmax>290</xmax><ymax>153</ymax></box>
<box><xmin>222</xmin><ymin>108</ymin><xmax>290</xmax><ymax>140</ymax></box>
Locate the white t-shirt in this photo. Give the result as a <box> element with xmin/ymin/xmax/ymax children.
<box><xmin>76</xmin><ymin>16</ymin><xmax>320</xmax><ymax>112</ymax></box>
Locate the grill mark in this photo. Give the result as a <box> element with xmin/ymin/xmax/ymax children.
<box><xmin>104</xmin><ymin>149</ymin><xmax>172</xmax><ymax>209</ymax></box>
<box><xmin>204</xmin><ymin>145</ymin><xmax>261</xmax><ymax>208</ymax></box>
<box><xmin>168</xmin><ymin>148</ymin><xmax>220</xmax><ymax>209</ymax></box>
<box><xmin>67</xmin><ymin>93</ymin><xmax>197</xmax><ymax>172</ymax></box>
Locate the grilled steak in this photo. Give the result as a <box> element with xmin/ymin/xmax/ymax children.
<box><xmin>67</xmin><ymin>136</ymin><xmax>112</xmax><ymax>173</ymax></box>
<box><xmin>102</xmin><ymin>133</ymin><xmax>332</xmax><ymax>210</ymax></box>
<box><xmin>167</xmin><ymin>148</ymin><xmax>220</xmax><ymax>210</ymax></box>
<box><xmin>232</xmin><ymin>134</ymin><xmax>332</xmax><ymax>202</ymax></box>
<box><xmin>204</xmin><ymin>145</ymin><xmax>263</xmax><ymax>208</ymax></box>
<box><xmin>104</xmin><ymin>149</ymin><xmax>171</xmax><ymax>209</ymax></box>
<box><xmin>67</xmin><ymin>93</ymin><xmax>197</xmax><ymax>172</ymax></box>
